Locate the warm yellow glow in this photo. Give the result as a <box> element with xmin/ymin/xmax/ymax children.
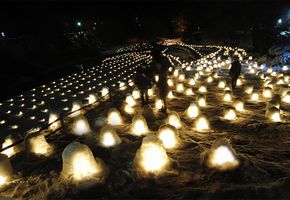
<box><xmin>101</xmin><ymin>87</ymin><xmax>109</xmax><ymax>97</ymax></box>
<box><xmin>282</xmin><ymin>92</ymin><xmax>290</xmax><ymax>103</ymax></box>
<box><xmin>61</xmin><ymin>142</ymin><xmax>106</xmax><ymax>182</ymax></box>
<box><xmin>270</xmin><ymin>112</ymin><xmax>281</xmax><ymax>122</ymax></box>
<box><xmin>48</xmin><ymin>113</ymin><xmax>60</xmax><ymax>130</ymax></box>
<box><xmin>167</xmin><ymin>79</ymin><xmax>174</xmax><ymax>87</ymax></box>
<box><xmin>0</xmin><ymin>176</ymin><xmax>6</xmax><ymax>186</ymax></box>
<box><xmin>251</xmin><ymin>92</ymin><xmax>259</xmax><ymax>101</ymax></box>
<box><xmin>155</xmin><ymin>75</ymin><xmax>159</xmax><ymax>82</ymax></box>
<box><xmin>29</xmin><ymin>135</ymin><xmax>53</xmax><ymax>156</ymax></box>
<box><xmin>207</xmin><ymin>76</ymin><xmax>213</xmax><ymax>83</ymax></box>
<box><xmin>1</xmin><ymin>138</ymin><xmax>16</xmax><ymax>158</ymax></box>
<box><xmin>167</xmin><ymin>91</ymin><xmax>175</xmax><ymax>99</ymax></box>
<box><xmin>87</xmin><ymin>94</ymin><xmax>97</xmax><ymax>104</ymax></box>
<box><xmin>194</xmin><ymin>115</ymin><xmax>210</xmax><ymax>131</ymax></box>
<box><xmin>125</xmin><ymin>95</ymin><xmax>136</xmax><ymax>107</ymax></box>
<box><xmin>197</xmin><ymin>95</ymin><xmax>206</xmax><ymax>107</ymax></box>
<box><xmin>186</xmin><ymin>103</ymin><xmax>199</xmax><ymax>119</ymax></box>
<box><xmin>167</xmin><ymin>112</ymin><xmax>182</xmax><ymax>129</ymax></box>
<box><xmin>124</xmin><ymin>104</ymin><xmax>135</xmax><ymax>114</ymax></box>
<box><xmin>208</xmin><ymin>145</ymin><xmax>239</xmax><ymax>170</ymax></box>
<box><xmin>70</xmin><ymin>103</ymin><xmax>82</xmax><ymax>117</ymax></box>
<box><xmin>236</xmin><ymin>78</ymin><xmax>242</xmax><ymax>86</ymax></box>
<box><xmin>107</xmin><ymin>108</ymin><xmax>123</xmax><ymax>126</ymax></box>
<box><xmin>277</xmin><ymin>78</ymin><xmax>284</xmax><ymax>85</ymax></box>
<box><xmin>224</xmin><ymin>109</ymin><xmax>237</xmax><ymax>120</ymax></box>
<box><xmin>178</xmin><ymin>74</ymin><xmax>185</xmax><ymax>81</ymax></box>
<box><xmin>137</xmin><ymin>135</ymin><xmax>169</xmax><ymax>173</ymax></box>
<box><xmin>131</xmin><ymin>115</ymin><xmax>149</xmax><ymax>136</ymax></box>
<box><xmin>119</xmin><ymin>82</ymin><xmax>127</xmax><ymax>90</ymax></box>
<box><xmin>176</xmin><ymin>83</ymin><xmax>184</xmax><ymax>92</ymax></box>
<box><xmin>245</xmin><ymin>86</ymin><xmax>253</xmax><ymax>94</ymax></box>
<box><xmin>99</xmin><ymin>126</ymin><xmax>121</xmax><ymax>147</ymax></box>
<box><xmin>185</xmin><ymin>88</ymin><xmax>194</xmax><ymax>96</ymax></box>
<box><xmin>223</xmin><ymin>93</ymin><xmax>232</xmax><ymax>102</ymax></box>
<box><xmin>263</xmin><ymin>87</ymin><xmax>272</xmax><ymax>98</ymax></box>
<box><xmin>132</xmin><ymin>89</ymin><xmax>141</xmax><ymax>99</ymax></box>
<box><xmin>188</xmin><ymin>78</ymin><xmax>196</xmax><ymax>86</ymax></box>
<box><xmin>218</xmin><ymin>80</ymin><xmax>226</xmax><ymax>88</ymax></box>
<box><xmin>198</xmin><ymin>85</ymin><xmax>207</xmax><ymax>93</ymax></box>
<box><xmin>157</xmin><ymin>125</ymin><xmax>178</xmax><ymax>149</ymax></box>
<box><xmin>72</xmin><ymin>116</ymin><xmax>91</xmax><ymax>135</ymax></box>
<box><xmin>173</xmin><ymin>69</ymin><xmax>179</xmax><ymax>77</ymax></box>
<box><xmin>234</xmin><ymin>101</ymin><xmax>244</xmax><ymax>112</ymax></box>
<box><xmin>148</xmin><ymin>88</ymin><xmax>154</xmax><ymax>97</ymax></box>
<box><xmin>155</xmin><ymin>99</ymin><xmax>164</xmax><ymax>110</ymax></box>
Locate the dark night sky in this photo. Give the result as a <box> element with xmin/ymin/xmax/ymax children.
<box><xmin>0</xmin><ymin>0</ymin><xmax>289</xmax><ymax>35</ymax></box>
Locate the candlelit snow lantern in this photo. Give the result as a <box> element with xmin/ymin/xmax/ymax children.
<box><xmin>107</xmin><ymin>108</ymin><xmax>124</xmax><ymax>126</ymax></box>
<box><xmin>263</xmin><ymin>87</ymin><xmax>272</xmax><ymax>98</ymax></box>
<box><xmin>233</xmin><ymin>100</ymin><xmax>244</xmax><ymax>112</ymax></box>
<box><xmin>245</xmin><ymin>86</ymin><xmax>253</xmax><ymax>94</ymax></box>
<box><xmin>148</xmin><ymin>88</ymin><xmax>154</xmax><ymax>97</ymax></box>
<box><xmin>48</xmin><ymin>113</ymin><xmax>60</xmax><ymax>130</ymax></box>
<box><xmin>186</xmin><ymin>102</ymin><xmax>200</xmax><ymax>119</ymax></box>
<box><xmin>185</xmin><ymin>88</ymin><xmax>194</xmax><ymax>96</ymax></box>
<box><xmin>166</xmin><ymin>112</ymin><xmax>182</xmax><ymax>129</ymax></box>
<box><xmin>266</xmin><ymin>100</ymin><xmax>280</xmax><ymax>110</ymax></box>
<box><xmin>277</xmin><ymin>77</ymin><xmax>284</xmax><ymax>85</ymax></box>
<box><xmin>173</xmin><ymin>69</ymin><xmax>179</xmax><ymax>78</ymax></box>
<box><xmin>198</xmin><ymin>85</ymin><xmax>207</xmax><ymax>93</ymax></box>
<box><xmin>25</xmin><ymin>133</ymin><xmax>53</xmax><ymax>156</ymax></box>
<box><xmin>188</xmin><ymin>78</ymin><xmax>196</xmax><ymax>86</ymax></box>
<box><xmin>157</xmin><ymin>124</ymin><xmax>179</xmax><ymax>149</ymax></box>
<box><xmin>132</xmin><ymin>89</ymin><xmax>141</xmax><ymax>99</ymax></box>
<box><xmin>224</xmin><ymin>108</ymin><xmax>237</xmax><ymax>120</ymax></box>
<box><xmin>119</xmin><ymin>82</ymin><xmax>127</xmax><ymax>90</ymax></box>
<box><xmin>155</xmin><ymin>98</ymin><xmax>164</xmax><ymax>110</ymax></box>
<box><xmin>167</xmin><ymin>79</ymin><xmax>174</xmax><ymax>87</ymax></box>
<box><xmin>223</xmin><ymin>90</ymin><xmax>232</xmax><ymax>102</ymax></box>
<box><xmin>194</xmin><ymin>115</ymin><xmax>210</xmax><ymax>131</ymax></box>
<box><xmin>134</xmin><ymin>135</ymin><xmax>169</xmax><ymax>175</ymax></box>
<box><xmin>101</xmin><ymin>86</ymin><xmax>109</xmax><ymax>98</ymax></box>
<box><xmin>176</xmin><ymin>83</ymin><xmax>184</xmax><ymax>92</ymax></box>
<box><xmin>178</xmin><ymin>74</ymin><xmax>185</xmax><ymax>82</ymax></box>
<box><xmin>206</xmin><ymin>139</ymin><xmax>239</xmax><ymax>171</ymax></box>
<box><xmin>251</xmin><ymin>92</ymin><xmax>259</xmax><ymax>101</ymax></box>
<box><xmin>207</xmin><ymin>76</ymin><xmax>213</xmax><ymax>83</ymax></box>
<box><xmin>1</xmin><ymin>134</ymin><xmax>23</xmax><ymax>158</ymax></box>
<box><xmin>197</xmin><ymin>94</ymin><xmax>206</xmax><ymax>107</ymax></box>
<box><xmin>72</xmin><ymin>116</ymin><xmax>92</xmax><ymax>136</ymax></box>
<box><xmin>155</xmin><ymin>75</ymin><xmax>159</xmax><ymax>82</ymax></box>
<box><xmin>265</xmin><ymin>107</ymin><xmax>281</xmax><ymax>122</ymax></box>
<box><xmin>130</xmin><ymin>114</ymin><xmax>149</xmax><ymax>136</ymax></box>
<box><xmin>125</xmin><ymin>94</ymin><xmax>136</xmax><ymax>107</ymax></box>
<box><xmin>236</xmin><ymin>78</ymin><xmax>242</xmax><ymax>86</ymax></box>
<box><xmin>70</xmin><ymin>102</ymin><xmax>82</xmax><ymax>117</ymax></box>
<box><xmin>124</xmin><ymin>104</ymin><xmax>135</xmax><ymax>115</ymax></box>
<box><xmin>282</xmin><ymin>91</ymin><xmax>290</xmax><ymax>103</ymax></box>
<box><xmin>0</xmin><ymin>154</ymin><xmax>13</xmax><ymax>186</ymax></box>
<box><xmin>218</xmin><ymin>80</ymin><xmax>226</xmax><ymax>89</ymax></box>
<box><xmin>61</xmin><ymin>142</ymin><xmax>107</xmax><ymax>184</ymax></box>
<box><xmin>98</xmin><ymin>125</ymin><xmax>121</xmax><ymax>147</ymax></box>
<box><xmin>167</xmin><ymin>91</ymin><xmax>175</xmax><ymax>99</ymax></box>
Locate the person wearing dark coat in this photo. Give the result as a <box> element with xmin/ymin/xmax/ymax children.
<box><xmin>229</xmin><ymin>58</ymin><xmax>242</xmax><ymax>90</ymax></box>
<box><xmin>134</xmin><ymin>65</ymin><xmax>154</xmax><ymax>106</ymax></box>
<box><xmin>151</xmin><ymin>46</ymin><xmax>170</xmax><ymax>113</ymax></box>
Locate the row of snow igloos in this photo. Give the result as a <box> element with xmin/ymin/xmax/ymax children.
<box><xmin>0</xmin><ymin>45</ymin><xmax>239</xmax><ymax>188</ymax></box>
<box><xmin>0</xmin><ymin>51</ymin><xmax>151</xmax><ymax>137</ymax></box>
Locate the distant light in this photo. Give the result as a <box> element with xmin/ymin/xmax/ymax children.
<box><xmin>77</xmin><ymin>21</ymin><xmax>82</xmax><ymax>27</ymax></box>
<box><xmin>278</xmin><ymin>18</ymin><xmax>282</xmax><ymax>24</ymax></box>
<box><xmin>1</xmin><ymin>32</ymin><xmax>5</xmax><ymax>37</ymax></box>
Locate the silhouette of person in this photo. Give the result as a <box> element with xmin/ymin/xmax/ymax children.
<box><xmin>229</xmin><ymin>57</ymin><xmax>242</xmax><ymax>90</ymax></box>
<box><xmin>134</xmin><ymin>65</ymin><xmax>154</xmax><ymax>106</ymax></box>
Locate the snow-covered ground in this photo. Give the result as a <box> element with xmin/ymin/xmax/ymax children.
<box><xmin>0</xmin><ymin>44</ymin><xmax>290</xmax><ymax>199</ymax></box>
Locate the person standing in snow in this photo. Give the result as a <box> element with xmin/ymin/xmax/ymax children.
<box><xmin>134</xmin><ymin>65</ymin><xmax>154</xmax><ymax>107</ymax></box>
<box><xmin>229</xmin><ymin>57</ymin><xmax>242</xmax><ymax>90</ymax></box>
<box><xmin>151</xmin><ymin>45</ymin><xmax>170</xmax><ymax>113</ymax></box>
